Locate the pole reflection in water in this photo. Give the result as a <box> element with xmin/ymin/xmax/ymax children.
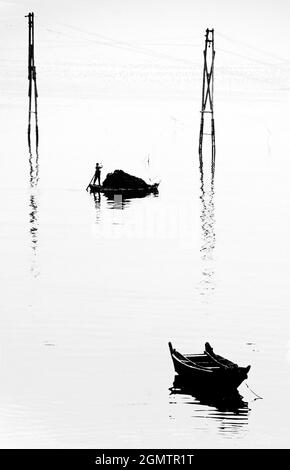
<box><xmin>198</xmin><ymin>154</ymin><xmax>216</xmax><ymax>299</ymax></box>
<box><xmin>29</xmin><ymin>148</ymin><xmax>39</xmax><ymax>278</ymax></box>
<box><xmin>169</xmin><ymin>376</ymin><xmax>249</xmax><ymax>439</ymax></box>
<box><xmin>29</xmin><ymin>147</ymin><xmax>39</xmax><ymax>187</ymax></box>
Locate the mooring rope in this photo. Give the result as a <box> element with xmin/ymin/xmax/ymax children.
<box><xmin>245</xmin><ymin>382</ymin><xmax>263</xmax><ymax>400</ymax></box>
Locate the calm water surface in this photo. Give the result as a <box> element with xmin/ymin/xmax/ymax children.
<box><xmin>0</xmin><ymin>98</ymin><xmax>290</xmax><ymax>448</ymax></box>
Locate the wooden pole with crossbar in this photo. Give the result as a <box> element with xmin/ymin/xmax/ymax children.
<box><xmin>199</xmin><ymin>28</ymin><xmax>215</xmax><ymax>171</ymax></box>
<box><xmin>25</xmin><ymin>12</ymin><xmax>39</xmax><ymax>150</ymax></box>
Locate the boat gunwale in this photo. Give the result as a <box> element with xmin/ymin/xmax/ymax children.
<box><xmin>171</xmin><ymin>350</ymin><xmax>216</xmax><ymax>373</ymax></box>
<box><xmin>89</xmin><ymin>184</ymin><xmax>159</xmax><ymax>193</ymax></box>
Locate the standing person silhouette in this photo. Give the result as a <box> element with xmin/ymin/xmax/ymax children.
<box><xmin>93</xmin><ymin>163</ymin><xmax>103</xmax><ymax>185</ymax></box>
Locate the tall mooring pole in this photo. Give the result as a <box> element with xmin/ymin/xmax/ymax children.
<box><xmin>26</xmin><ymin>12</ymin><xmax>38</xmax><ymax>149</ymax></box>
<box><xmin>199</xmin><ymin>28</ymin><xmax>215</xmax><ymax>169</ymax></box>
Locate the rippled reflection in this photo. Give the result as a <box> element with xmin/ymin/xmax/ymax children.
<box><xmin>169</xmin><ymin>376</ymin><xmax>249</xmax><ymax>438</ymax></box>
<box><xmin>107</xmin><ymin>195</ymin><xmax>131</xmax><ymax>227</ymax></box>
<box><xmin>108</xmin><ymin>194</ymin><xmax>127</xmax><ymax>210</ymax></box>
<box><xmin>90</xmin><ymin>189</ymin><xmax>159</xmax><ymax>226</ymax></box>
<box><xmin>198</xmin><ymin>154</ymin><xmax>216</xmax><ymax>299</ymax></box>
<box><xmin>91</xmin><ymin>192</ymin><xmax>132</xmax><ymax>229</ymax></box>
<box><xmin>29</xmin><ymin>148</ymin><xmax>39</xmax><ymax>188</ymax></box>
<box><xmin>29</xmin><ymin>148</ymin><xmax>39</xmax><ymax>278</ymax></box>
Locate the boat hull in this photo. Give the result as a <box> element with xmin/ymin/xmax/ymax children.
<box><xmin>89</xmin><ymin>183</ymin><xmax>159</xmax><ymax>198</ymax></box>
<box><xmin>169</xmin><ymin>343</ymin><xmax>250</xmax><ymax>392</ymax></box>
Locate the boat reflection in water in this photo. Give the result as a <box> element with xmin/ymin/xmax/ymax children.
<box><xmin>91</xmin><ymin>189</ymin><xmax>159</xmax><ymax>225</ymax></box>
<box><xmin>106</xmin><ymin>193</ymin><xmax>127</xmax><ymax>210</ymax></box>
<box><xmin>169</xmin><ymin>375</ymin><xmax>249</xmax><ymax>439</ymax></box>
<box><xmin>91</xmin><ymin>192</ymin><xmax>130</xmax><ymax>224</ymax></box>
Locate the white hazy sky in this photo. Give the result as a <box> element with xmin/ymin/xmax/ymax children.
<box><xmin>0</xmin><ymin>0</ymin><xmax>289</xmax><ymax>47</ymax></box>
<box><xmin>0</xmin><ymin>0</ymin><xmax>290</xmax><ymax>101</ymax></box>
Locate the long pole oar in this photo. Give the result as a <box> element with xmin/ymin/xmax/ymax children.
<box><xmin>86</xmin><ymin>174</ymin><xmax>95</xmax><ymax>192</ymax></box>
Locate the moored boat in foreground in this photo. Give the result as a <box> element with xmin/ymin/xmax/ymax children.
<box><xmin>169</xmin><ymin>342</ymin><xmax>250</xmax><ymax>392</ymax></box>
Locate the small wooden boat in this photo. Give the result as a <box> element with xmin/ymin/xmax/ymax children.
<box><xmin>169</xmin><ymin>342</ymin><xmax>250</xmax><ymax>392</ymax></box>
<box><xmin>87</xmin><ymin>169</ymin><xmax>159</xmax><ymax>198</ymax></box>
